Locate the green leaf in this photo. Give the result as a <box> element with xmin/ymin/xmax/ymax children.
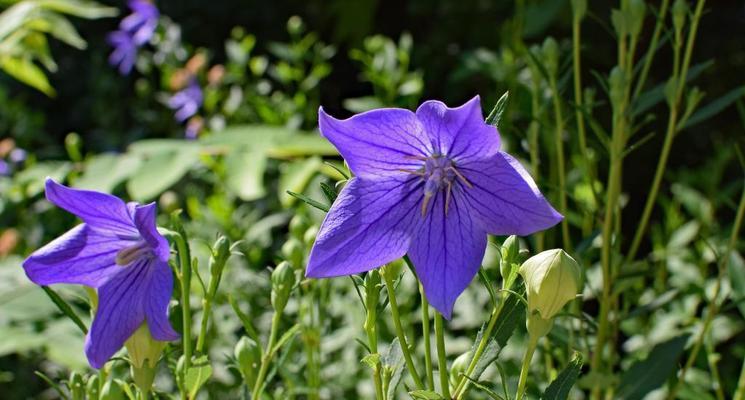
<box><xmin>41</xmin><ymin>286</ymin><xmax>87</xmax><ymax>334</ymax></box>
<box><xmin>493</xmin><ymin>284</ymin><xmax>526</xmax><ymax>348</ymax></box>
<box><xmin>682</xmin><ymin>85</ymin><xmax>745</xmax><ymax>129</ymax></box>
<box><xmin>36</xmin><ymin>0</ymin><xmax>118</xmax><ymax>19</ymax></box>
<box><xmin>0</xmin><ymin>56</ymin><xmax>55</xmax><ymax>96</ymax></box>
<box><xmin>75</xmin><ymin>153</ymin><xmax>140</xmax><ymax>192</ymax></box>
<box><xmin>224</xmin><ymin>148</ymin><xmax>267</xmax><ymax>201</ymax></box>
<box><xmin>14</xmin><ymin>160</ymin><xmax>71</xmax><ymax>197</ymax></box>
<box><xmin>727</xmin><ymin>250</ymin><xmax>745</xmax><ymax>319</ymax></box>
<box><xmin>39</xmin><ymin>11</ymin><xmax>86</xmax><ymax>49</ymax></box>
<box><xmin>485</xmin><ymin>91</ymin><xmax>509</xmax><ymax>129</ymax></box>
<box><xmin>616</xmin><ymin>335</ymin><xmax>690</xmax><ymax>400</ymax></box>
<box><xmin>286</xmin><ymin>190</ymin><xmax>330</xmax><ymax>212</ymax></box>
<box><xmin>279</xmin><ymin>156</ymin><xmax>323</xmax><ymax>206</ymax></box>
<box><xmin>542</xmin><ymin>353</ymin><xmax>583</xmax><ymax>400</ymax></box>
<box><xmin>185</xmin><ymin>355</ymin><xmax>213</xmax><ymax>399</ymax></box>
<box><xmin>409</xmin><ymin>390</ymin><xmax>445</xmax><ymax>399</ymax></box>
<box><xmin>126</xmin><ymin>144</ymin><xmax>201</xmax><ymax>201</ymax></box>
<box><xmin>383</xmin><ymin>338</ymin><xmax>404</xmax><ymax>400</ymax></box>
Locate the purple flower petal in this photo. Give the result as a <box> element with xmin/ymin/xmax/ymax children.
<box><xmin>85</xmin><ymin>259</ymin><xmax>149</xmax><ymax>368</ymax></box>
<box><xmin>23</xmin><ymin>224</ymin><xmax>129</xmax><ymax>288</ymax></box>
<box><xmin>459</xmin><ymin>152</ymin><xmax>563</xmax><ymax>236</ymax></box>
<box><xmin>45</xmin><ymin>179</ymin><xmax>138</xmax><ymax>238</ymax></box>
<box><xmin>416</xmin><ymin>95</ymin><xmax>501</xmax><ymax>162</ymax></box>
<box><xmin>318</xmin><ymin>107</ymin><xmax>432</xmax><ymax>179</ymax></box>
<box><xmin>306</xmin><ymin>176</ymin><xmax>423</xmax><ymax>277</ymax></box>
<box><xmin>408</xmin><ymin>189</ymin><xmax>487</xmax><ymax>319</ymax></box>
<box><xmin>133</xmin><ymin>203</ymin><xmax>170</xmax><ymax>262</ymax></box>
<box><xmin>145</xmin><ymin>259</ymin><xmax>180</xmax><ymax>341</ymax></box>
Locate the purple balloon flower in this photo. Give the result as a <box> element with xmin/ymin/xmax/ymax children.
<box><xmin>23</xmin><ymin>179</ymin><xmax>179</xmax><ymax>368</ymax></box>
<box><xmin>0</xmin><ymin>160</ymin><xmax>8</xmax><ymax>176</ymax></box>
<box><xmin>306</xmin><ymin>96</ymin><xmax>563</xmax><ymax>318</ymax></box>
<box><xmin>120</xmin><ymin>0</ymin><xmax>159</xmax><ymax>46</ymax></box>
<box><xmin>168</xmin><ymin>80</ymin><xmax>203</xmax><ymax>122</ymax></box>
<box><xmin>107</xmin><ymin>30</ymin><xmax>138</xmax><ymax>75</ymax></box>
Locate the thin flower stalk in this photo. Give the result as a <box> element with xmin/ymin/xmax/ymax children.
<box><xmin>420</xmin><ymin>284</ymin><xmax>435</xmax><ymax>390</ymax></box>
<box><xmin>434</xmin><ymin>313</ymin><xmax>449</xmax><ymax>398</ymax></box>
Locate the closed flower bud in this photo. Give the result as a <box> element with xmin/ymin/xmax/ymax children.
<box><xmin>235</xmin><ymin>336</ymin><xmax>261</xmax><ymax>388</ymax></box>
<box><xmin>500</xmin><ymin>235</ymin><xmax>520</xmax><ymax>280</ymax></box>
<box><xmin>450</xmin><ymin>351</ymin><xmax>471</xmax><ymax>387</ymax></box>
<box><xmin>289</xmin><ymin>215</ymin><xmax>309</xmax><ymax>239</ymax></box>
<box><xmin>209</xmin><ymin>235</ymin><xmax>231</xmax><ymax>277</ymax></box>
<box><xmin>672</xmin><ymin>0</ymin><xmax>688</xmax><ymax>33</ymax></box>
<box><xmin>519</xmin><ymin>249</ymin><xmax>581</xmax><ymax>321</ymax></box>
<box><xmin>542</xmin><ymin>37</ymin><xmax>559</xmax><ymax>76</ymax></box>
<box><xmin>69</xmin><ymin>371</ymin><xmax>85</xmax><ymax>400</ymax></box>
<box><xmin>125</xmin><ymin>324</ymin><xmax>167</xmax><ymax>393</ymax></box>
<box><xmin>571</xmin><ymin>0</ymin><xmax>587</xmax><ymax>20</ymax></box>
<box><xmin>303</xmin><ymin>225</ymin><xmax>319</xmax><ymax>247</ymax></box>
<box><xmin>271</xmin><ymin>261</ymin><xmax>297</xmax><ymax>312</ymax></box>
<box><xmin>609</xmin><ymin>67</ymin><xmax>625</xmax><ymax>108</ymax></box>
<box><xmin>281</xmin><ymin>238</ymin><xmax>304</xmax><ymax>268</ymax></box>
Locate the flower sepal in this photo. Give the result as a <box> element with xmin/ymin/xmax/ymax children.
<box><xmin>125</xmin><ymin>323</ymin><xmax>168</xmax><ymax>392</ymax></box>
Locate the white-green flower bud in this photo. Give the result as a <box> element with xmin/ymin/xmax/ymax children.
<box><xmin>235</xmin><ymin>336</ymin><xmax>261</xmax><ymax>388</ymax></box>
<box><xmin>628</xmin><ymin>0</ymin><xmax>646</xmax><ymax>37</ymax></box>
<box><xmin>499</xmin><ymin>235</ymin><xmax>520</xmax><ymax>280</ymax></box>
<box><xmin>281</xmin><ymin>238</ymin><xmax>304</xmax><ymax>268</ymax></box>
<box><xmin>571</xmin><ymin>0</ymin><xmax>587</xmax><ymax>21</ymax></box>
<box><xmin>609</xmin><ymin>67</ymin><xmax>625</xmax><ymax>108</ymax></box>
<box><xmin>209</xmin><ymin>235</ymin><xmax>231</xmax><ymax>277</ymax></box>
<box><xmin>303</xmin><ymin>225</ymin><xmax>319</xmax><ymax>247</ymax></box>
<box><xmin>450</xmin><ymin>351</ymin><xmax>471</xmax><ymax>388</ymax></box>
<box><xmin>271</xmin><ymin>261</ymin><xmax>297</xmax><ymax>312</ymax></box>
<box><xmin>125</xmin><ymin>324</ymin><xmax>167</xmax><ymax>393</ymax></box>
<box><xmin>519</xmin><ymin>249</ymin><xmax>581</xmax><ymax>321</ymax></box>
<box><xmin>289</xmin><ymin>215</ymin><xmax>309</xmax><ymax>239</ymax></box>
<box><xmin>542</xmin><ymin>37</ymin><xmax>559</xmax><ymax>77</ymax></box>
<box><xmin>672</xmin><ymin>0</ymin><xmax>688</xmax><ymax>33</ymax></box>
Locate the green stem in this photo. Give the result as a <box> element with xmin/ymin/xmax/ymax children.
<box><xmin>252</xmin><ymin>311</ymin><xmax>282</xmax><ymax>400</ymax></box>
<box><xmin>515</xmin><ymin>336</ymin><xmax>539</xmax><ymax>400</ymax></box>
<box><xmin>420</xmin><ymin>285</ymin><xmax>435</xmax><ymax>390</ymax></box>
<box><xmin>549</xmin><ymin>74</ymin><xmax>572</xmax><ymax>252</ymax></box>
<box><xmin>667</xmin><ymin>178</ymin><xmax>745</xmax><ymax>400</ymax></box>
<box><xmin>174</xmin><ymin>232</ymin><xmax>192</xmax><ymax>398</ymax></box>
<box><xmin>453</xmin><ymin>281</ymin><xmax>515</xmax><ymax>398</ymax></box>
<box><xmin>733</xmin><ymin>357</ymin><xmax>745</xmax><ymax>400</ymax></box>
<box><xmin>626</xmin><ymin>0</ymin><xmax>706</xmax><ymax>264</ymax></box>
<box><xmin>434</xmin><ymin>313</ymin><xmax>450</xmax><ymax>398</ymax></box>
<box><xmin>631</xmin><ymin>0</ymin><xmax>670</xmax><ymax>99</ymax></box>
<box><xmin>382</xmin><ymin>268</ymin><xmax>425</xmax><ymax>390</ymax></box>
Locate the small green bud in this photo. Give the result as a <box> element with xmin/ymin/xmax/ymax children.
<box><xmin>281</xmin><ymin>238</ymin><xmax>304</xmax><ymax>268</ymax></box>
<box><xmin>100</xmin><ymin>379</ymin><xmax>126</xmax><ymax>400</ymax></box>
<box><xmin>64</xmin><ymin>132</ymin><xmax>82</xmax><ymax>162</ymax></box>
<box><xmin>519</xmin><ymin>249</ymin><xmax>581</xmax><ymax>321</ymax></box>
<box><xmin>159</xmin><ymin>191</ymin><xmax>180</xmax><ymax>214</ymax></box>
<box><xmin>125</xmin><ymin>324</ymin><xmax>167</xmax><ymax>393</ymax></box>
<box><xmin>289</xmin><ymin>215</ymin><xmax>309</xmax><ymax>239</ymax></box>
<box><xmin>664</xmin><ymin>76</ymin><xmax>678</xmax><ymax>107</ymax></box>
<box><xmin>69</xmin><ymin>371</ymin><xmax>85</xmax><ymax>400</ymax></box>
<box><xmin>608</xmin><ymin>67</ymin><xmax>625</xmax><ymax>108</ymax></box>
<box><xmin>499</xmin><ymin>235</ymin><xmax>520</xmax><ymax>280</ymax></box>
<box><xmin>450</xmin><ymin>351</ymin><xmax>471</xmax><ymax>387</ymax></box>
<box><xmin>287</xmin><ymin>15</ymin><xmax>304</xmax><ymax>36</ymax></box>
<box><xmin>235</xmin><ymin>336</ymin><xmax>261</xmax><ymax>388</ymax></box>
<box><xmin>303</xmin><ymin>225</ymin><xmax>319</xmax><ymax>247</ymax></box>
<box><xmin>209</xmin><ymin>235</ymin><xmax>231</xmax><ymax>277</ymax></box>
<box><xmin>571</xmin><ymin>0</ymin><xmax>587</xmax><ymax>20</ymax></box>
<box><xmin>628</xmin><ymin>0</ymin><xmax>646</xmax><ymax>37</ymax></box>
<box><xmin>611</xmin><ymin>9</ymin><xmax>627</xmax><ymax>39</ymax></box>
<box><xmin>672</xmin><ymin>0</ymin><xmax>688</xmax><ymax>33</ymax></box>
<box><xmin>86</xmin><ymin>375</ymin><xmax>100</xmax><ymax>399</ymax></box>
<box><xmin>271</xmin><ymin>261</ymin><xmax>297</xmax><ymax>312</ymax></box>
<box><xmin>542</xmin><ymin>37</ymin><xmax>559</xmax><ymax>76</ymax></box>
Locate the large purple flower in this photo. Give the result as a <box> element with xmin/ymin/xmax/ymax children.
<box><xmin>168</xmin><ymin>79</ymin><xmax>203</xmax><ymax>122</ymax></box>
<box><xmin>23</xmin><ymin>179</ymin><xmax>179</xmax><ymax>368</ymax></box>
<box><xmin>306</xmin><ymin>96</ymin><xmax>562</xmax><ymax>318</ymax></box>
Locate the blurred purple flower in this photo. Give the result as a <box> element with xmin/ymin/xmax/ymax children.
<box><xmin>168</xmin><ymin>80</ymin><xmax>203</xmax><ymax>122</ymax></box>
<box><xmin>107</xmin><ymin>30</ymin><xmax>138</xmax><ymax>75</ymax></box>
<box><xmin>23</xmin><ymin>179</ymin><xmax>179</xmax><ymax>368</ymax></box>
<box><xmin>9</xmin><ymin>148</ymin><xmax>26</xmax><ymax>163</ymax></box>
<box><xmin>120</xmin><ymin>0</ymin><xmax>159</xmax><ymax>45</ymax></box>
<box><xmin>0</xmin><ymin>160</ymin><xmax>8</xmax><ymax>176</ymax></box>
<box><xmin>107</xmin><ymin>0</ymin><xmax>159</xmax><ymax>75</ymax></box>
<box><xmin>306</xmin><ymin>96</ymin><xmax>562</xmax><ymax>318</ymax></box>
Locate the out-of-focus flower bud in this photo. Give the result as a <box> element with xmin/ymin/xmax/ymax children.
<box><xmin>100</xmin><ymin>379</ymin><xmax>126</xmax><ymax>400</ymax></box>
<box><xmin>499</xmin><ymin>235</ymin><xmax>520</xmax><ymax>281</ymax></box>
<box><xmin>65</xmin><ymin>132</ymin><xmax>82</xmax><ymax>162</ymax></box>
<box><xmin>235</xmin><ymin>336</ymin><xmax>261</xmax><ymax>389</ymax></box>
<box><xmin>69</xmin><ymin>371</ymin><xmax>85</xmax><ymax>400</ymax></box>
<box><xmin>86</xmin><ymin>375</ymin><xmax>100</xmax><ymax>399</ymax></box>
<box><xmin>271</xmin><ymin>261</ymin><xmax>297</xmax><ymax>312</ymax></box>
<box><xmin>159</xmin><ymin>191</ymin><xmax>180</xmax><ymax>214</ymax></box>
<box><xmin>281</xmin><ymin>238</ymin><xmax>305</xmax><ymax>268</ymax></box>
<box><xmin>519</xmin><ymin>249</ymin><xmax>581</xmax><ymax>321</ymax></box>
<box><xmin>207</xmin><ymin>65</ymin><xmax>225</xmax><ymax>86</ymax></box>
<box><xmin>672</xmin><ymin>0</ymin><xmax>688</xmax><ymax>33</ymax></box>
<box><xmin>450</xmin><ymin>351</ymin><xmax>471</xmax><ymax>388</ymax></box>
<box><xmin>289</xmin><ymin>215</ymin><xmax>309</xmax><ymax>239</ymax></box>
<box><xmin>303</xmin><ymin>225</ymin><xmax>319</xmax><ymax>247</ymax></box>
<box><xmin>287</xmin><ymin>16</ymin><xmax>304</xmax><ymax>36</ymax></box>
<box><xmin>125</xmin><ymin>324</ymin><xmax>167</xmax><ymax>392</ymax></box>
<box><xmin>609</xmin><ymin>67</ymin><xmax>625</xmax><ymax>108</ymax></box>
<box><xmin>629</xmin><ymin>0</ymin><xmax>646</xmax><ymax>37</ymax></box>
<box><xmin>542</xmin><ymin>37</ymin><xmax>559</xmax><ymax>77</ymax></box>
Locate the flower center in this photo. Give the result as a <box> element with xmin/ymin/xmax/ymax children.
<box><xmin>115</xmin><ymin>241</ymin><xmax>152</xmax><ymax>266</ymax></box>
<box><xmin>403</xmin><ymin>154</ymin><xmax>472</xmax><ymax>216</ymax></box>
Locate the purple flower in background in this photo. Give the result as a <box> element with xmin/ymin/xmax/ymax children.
<box><xmin>0</xmin><ymin>160</ymin><xmax>8</xmax><ymax>176</ymax></box>
<box><xmin>107</xmin><ymin>30</ymin><xmax>139</xmax><ymax>75</ymax></box>
<box><xmin>120</xmin><ymin>0</ymin><xmax>159</xmax><ymax>45</ymax></box>
<box><xmin>9</xmin><ymin>148</ymin><xmax>27</xmax><ymax>164</ymax></box>
<box><xmin>23</xmin><ymin>179</ymin><xmax>179</xmax><ymax>368</ymax></box>
<box><xmin>306</xmin><ymin>96</ymin><xmax>562</xmax><ymax>318</ymax></box>
<box><xmin>168</xmin><ymin>80</ymin><xmax>203</xmax><ymax>122</ymax></box>
<box><xmin>107</xmin><ymin>0</ymin><xmax>159</xmax><ymax>75</ymax></box>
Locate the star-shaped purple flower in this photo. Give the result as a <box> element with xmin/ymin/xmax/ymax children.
<box><xmin>23</xmin><ymin>179</ymin><xmax>179</xmax><ymax>368</ymax></box>
<box><xmin>107</xmin><ymin>30</ymin><xmax>138</xmax><ymax>75</ymax></box>
<box><xmin>168</xmin><ymin>79</ymin><xmax>203</xmax><ymax>122</ymax></box>
<box><xmin>107</xmin><ymin>0</ymin><xmax>159</xmax><ymax>75</ymax></box>
<box><xmin>306</xmin><ymin>96</ymin><xmax>563</xmax><ymax>318</ymax></box>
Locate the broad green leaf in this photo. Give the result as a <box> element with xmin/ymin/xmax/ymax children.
<box><xmin>14</xmin><ymin>160</ymin><xmax>71</xmax><ymax>197</ymax></box>
<box><xmin>36</xmin><ymin>0</ymin><xmax>118</xmax><ymax>19</ymax></box>
<box><xmin>727</xmin><ymin>250</ymin><xmax>745</xmax><ymax>319</ymax></box>
<box><xmin>542</xmin><ymin>354</ymin><xmax>583</xmax><ymax>400</ymax></box>
<box><xmin>268</xmin><ymin>134</ymin><xmax>337</xmax><ymax>158</ymax></box>
<box><xmin>39</xmin><ymin>11</ymin><xmax>86</xmax><ymax>49</ymax></box>
<box><xmin>616</xmin><ymin>335</ymin><xmax>690</xmax><ymax>400</ymax></box>
<box><xmin>126</xmin><ymin>146</ymin><xmax>200</xmax><ymax>201</ymax></box>
<box><xmin>0</xmin><ymin>56</ymin><xmax>55</xmax><ymax>95</ymax></box>
<box><xmin>75</xmin><ymin>153</ymin><xmax>140</xmax><ymax>192</ymax></box>
<box><xmin>224</xmin><ymin>148</ymin><xmax>267</xmax><ymax>201</ymax></box>
<box><xmin>493</xmin><ymin>283</ymin><xmax>526</xmax><ymax>348</ymax></box>
<box><xmin>185</xmin><ymin>355</ymin><xmax>213</xmax><ymax>399</ymax></box>
<box><xmin>383</xmin><ymin>338</ymin><xmax>404</xmax><ymax>400</ymax></box>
